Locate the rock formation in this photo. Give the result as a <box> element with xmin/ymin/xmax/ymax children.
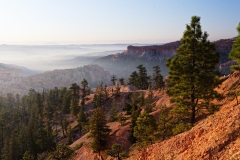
<box><xmin>93</xmin><ymin>38</ymin><xmax>235</xmax><ymax>78</ymax></box>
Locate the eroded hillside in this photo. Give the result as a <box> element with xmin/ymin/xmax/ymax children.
<box><xmin>69</xmin><ymin>72</ymin><xmax>240</xmax><ymax>160</ymax></box>
<box><xmin>133</xmin><ymin>72</ymin><xmax>240</xmax><ymax>160</ymax></box>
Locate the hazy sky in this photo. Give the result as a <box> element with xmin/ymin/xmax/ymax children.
<box><xmin>0</xmin><ymin>0</ymin><xmax>239</xmax><ymax>44</ymax></box>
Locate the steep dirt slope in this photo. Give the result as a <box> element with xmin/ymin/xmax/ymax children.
<box><xmin>71</xmin><ymin>72</ymin><xmax>239</xmax><ymax>160</ymax></box>
<box><xmin>133</xmin><ymin>72</ymin><xmax>240</xmax><ymax>160</ymax></box>
<box><xmin>71</xmin><ymin>121</ymin><xmax>131</xmax><ymax>160</ymax></box>
<box><xmin>70</xmin><ymin>89</ymin><xmax>135</xmax><ymax>160</ymax></box>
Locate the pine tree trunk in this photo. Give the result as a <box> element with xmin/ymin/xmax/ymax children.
<box><xmin>117</xmin><ymin>152</ymin><xmax>120</xmax><ymax>160</ymax></box>
<box><xmin>191</xmin><ymin>94</ymin><xmax>195</xmax><ymax>125</ymax></box>
<box><xmin>98</xmin><ymin>151</ymin><xmax>104</xmax><ymax>160</ymax></box>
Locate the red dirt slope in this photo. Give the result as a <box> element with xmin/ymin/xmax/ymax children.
<box><xmin>133</xmin><ymin>72</ymin><xmax>240</xmax><ymax>160</ymax></box>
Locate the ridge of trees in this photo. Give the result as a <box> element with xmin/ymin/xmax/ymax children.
<box><xmin>128</xmin><ymin>64</ymin><xmax>164</xmax><ymax>90</ymax></box>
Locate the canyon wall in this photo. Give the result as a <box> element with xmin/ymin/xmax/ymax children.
<box><xmin>94</xmin><ymin>38</ymin><xmax>235</xmax><ymax>78</ymax></box>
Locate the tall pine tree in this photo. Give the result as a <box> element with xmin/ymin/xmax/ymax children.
<box><xmin>111</xmin><ymin>75</ymin><xmax>117</xmax><ymax>86</ymax></box>
<box><xmin>88</xmin><ymin>108</ymin><xmax>110</xmax><ymax>156</ymax></box>
<box><xmin>152</xmin><ymin>65</ymin><xmax>164</xmax><ymax>90</ymax></box>
<box><xmin>137</xmin><ymin>65</ymin><xmax>149</xmax><ymax>90</ymax></box>
<box><xmin>133</xmin><ymin>111</ymin><xmax>157</xmax><ymax>147</ymax></box>
<box><xmin>166</xmin><ymin>16</ymin><xmax>221</xmax><ymax>125</ymax></box>
<box><xmin>128</xmin><ymin>71</ymin><xmax>138</xmax><ymax>87</ymax></box>
<box><xmin>81</xmin><ymin>79</ymin><xmax>88</xmax><ymax>106</ymax></box>
<box><xmin>128</xmin><ymin>65</ymin><xmax>150</xmax><ymax>90</ymax></box>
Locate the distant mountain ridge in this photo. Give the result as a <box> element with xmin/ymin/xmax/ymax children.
<box><xmin>0</xmin><ymin>64</ymin><xmax>110</xmax><ymax>95</ymax></box>
<box><xmin>0</xmin><ymin>63</ymin><xmax>40</xmax><ymax>77</ymax></box>
<box><xmin>214</xmin><ymin>38</ymin><xmax>236</xmax><ymax>74</ymax></box>
<box><xmin>93</xmin><ymin>38</ymin><xmax>235</xmax><ymax>77</ymax></box>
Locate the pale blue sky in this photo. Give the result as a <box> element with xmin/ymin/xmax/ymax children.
<box><xmin>0</xmin><ymin>0</ymin><xmax>239</xmax><ymax>44</ymax></box>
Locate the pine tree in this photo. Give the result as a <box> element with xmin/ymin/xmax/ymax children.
<box><xmin>27</xmin><ymin>114</ymin><xmax>38</xmax><ymax>156</ymax></box>
<box><xmin>139</xmin><ymin>92</ymin><xmax>145</xmax><ymax>108</ymax></box>
<box><xmin>229</xmin><ymin>23</ymin><xmax>240</xmax><ymax>71</ymax></box>
<box><xmin>61</xmin><ymin>90</ymin><xmax>71</xmax><ymax>114</ymax></box>
<box><xmin>69</xmin><ymin>83</ymin><xmax>80</xmax><ymax>98</ymax></box>
<box><xmin>59</xmin><ymin>116</ymin><xmax>68</xmax><ymax>137</ymax></box>
<box><xmin>128</xmin><ymin>71</ymin><xmax>138</xmax><ymax>87</ymax></box>
<box><xmin>93</xmin><ymin>82</ymin><xmax>105</xmax><ymax>108</ymax></box>
<box><xmin>152</xmin><ymin>65</ymin><xmax>164</xmax><ymax>89</ymax></box>
<box><xmin>88</xmin><ymin>107</ymin><xmax>110</xmax><ymax>156</ymax></box>
<box><xmin>93</xmin><ymin>93</ymin><xmax>104</xmax><ymax>108</ymax></box>
<box><xmin>145</xmin><ymin>90</ymin><xmax>154</xmax><ymax>113</ymax></box>
<box><xmin>43</xmin><ymin>100</ymin><xmax>53</xmax><ymax>121</ymax></box>
<box><xmin>70</xmin><ymin>83</ymin><xmax>80</xmax><ymax>116</ymax></box>
<box><xmin>133</xmin><ymin>111</ymin><xmax>157</xmax><ymax>147</ymax></box>
<box><xmin>157</xmin><ymin>106</ymin><xmax>172</xmax><ymax>140</ymax></box>
<box><xmin>111</xmin><ymin>74</ymin><xmax>117</xmax><ymax>86</ymax></box>
<box><xmin>81</xmin><ymin>79</ymin><xmax>88</xmax><ymax>94</ymax></box>
<box><xmin>48</xmin><ymin>145</ymin><xmax>73</xmax><ymax>160</ymax></box>
<box><xmin>77</xmin><ymin>107</ymin><xmax>87</xmax><ymax>132</ymax></box>
<box><xmin>81</xmin><ymin>79</ymin><xmax>88</xmax><ymax>106</ymax></box>
<box><xmin>77</xmin><ymin>107</ymin><xmax>87</xmax><ymax>124</ymax></box>
<box><xmin>67</xmin><ymin>125</ymin><xmax>73</xmax><ymax>145</ymax></box>
<box><xmin>0</xmin><ymin>90</ymin><xmax>59</xmax><ymax>159</ymax></box>
<box><xmin>128</xmin><ymin>92</ymin><xmax>140</xmax><ymax>144</ymax></box>
<box><xmin>23</xmin><ymin>151</ymin><xmax>34</xmax><ymax>160</ymax></box>
<box><xmin>2</xmin><ymin>132</ymin><xmax>19</xmax><ymax>160</ymax></box>
<box><xmin>136</xmin><ymin>65</ymin><xmax>149</xmax><ymax>90</ymax></box>
<box><xmin>70</xmin><ymin>97</ymin><xmax>79</xmax><ymax>116</ymax></box>
<box><xmin>36</xmin><ymin>92</ymin><xmax>43</xmax><ymax>117</ymax></box>
<box><xmin>105</xmin><ymin>144</ymin><xmax>125</xmax><ymax>160</ymax></box>
<box><xmin>109</xmin><ymin>98</ymin><xmax>118</xmax><ymax>122</ymax></box>
<box><xmin>119</xmin><ymin>78</ymin><xmax>125</xmax><ymax>85</ymax></box>
<box><xmin>166</xmin><ymin>16</ymin><xmax>221</xmax><ymax>125</ymax></box>
<box><xmin>45</xmin><ymin>121</ymin><xmax>56</xmax><ymax>150</ymax></box>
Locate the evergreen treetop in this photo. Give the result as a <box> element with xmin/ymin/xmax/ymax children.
<box><xmin>128</xmin><ymin>71</ymin><xmax>138</xmax><ymax>87</ymax></box>
<box><xmin>111</xmin><ymin>74</ymin><xmax>117</xmax><ymax>86</ymax></box>
<box><xmin>133</xmin><ymin>111</ymin><xmax>157</xmax><ymax>147</ymax></box>
<box><xmin>81</xmin><ymin>79</ymin><xmax>88</xmax><ymax>89</ymax></box>
<box><xmin>88</xmin><ymin>107</ymin><xmax>110</xmax><ymax>155</ymax></box>
<box><xmin>152</xmin><ymin>65</ymin><xmax>164</xmax><ymax>90</ymax></box>
<box><xmin>69</xmin><ymin>83</ymin><xmax>80</xmax><ymax>98</ymax></box>
<box><xmin>128</xmin><ymin>65</ymin><xmax>150</xmax><ymax>90</ymax></box>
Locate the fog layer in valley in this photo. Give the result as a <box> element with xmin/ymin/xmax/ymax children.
<box><xmin>0</xmin><ymin>44</ymin><xmax>128</xmax><ymax>71</ymax></box>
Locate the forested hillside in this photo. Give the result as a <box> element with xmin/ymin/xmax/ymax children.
<box><xmin>0</xmin><ymin>65</ymin><xmax>110</xmax><ymax>95</ymax></box>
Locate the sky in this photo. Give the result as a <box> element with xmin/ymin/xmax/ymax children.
<box><xmin>0</xmin><ymin>0</ymin><xmax>239</xmax><ymax>44</ymax></box>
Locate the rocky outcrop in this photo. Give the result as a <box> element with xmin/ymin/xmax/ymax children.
<box><xmin>93</xmin><ymin>42</ymin><xmax>180</xmax><ymax>77</ymax></box>
<box><xmin>126</xmin><ymin>41</ymin><xmax>180</xmax><ymax>57</ymax></box>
